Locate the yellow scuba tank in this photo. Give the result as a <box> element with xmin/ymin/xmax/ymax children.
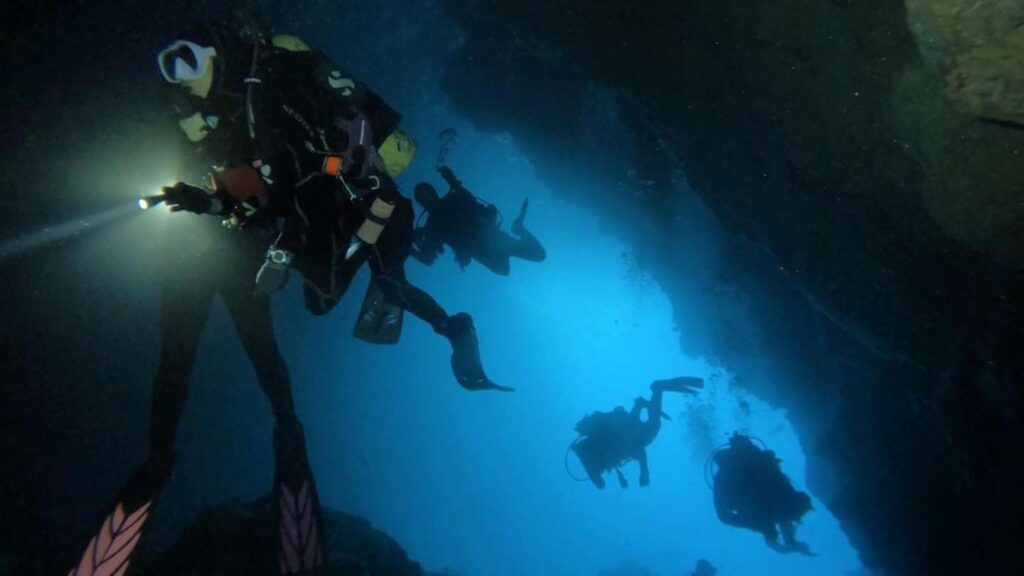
<box><xmin>378</xmin><ymin>129</ymin><xmax>418</xmax><ymax>178</ymax></box>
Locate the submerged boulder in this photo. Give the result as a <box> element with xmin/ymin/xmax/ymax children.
<box><xmin>906</xmin><ymin>0</ymin><xmax>1024</xmax><ymax>129</ymax></box>
<box><xmin>136</xmin><ymin>497</ymin><xmax>429</xmax><ymax>576</ymax></box>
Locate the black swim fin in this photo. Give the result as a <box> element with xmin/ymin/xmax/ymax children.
<box><xmin>353</xmin><ymin>279</ymin><xmax>404</xmax><ymax>345</ymax></box>
<box><xmin>652</xmin><ymin>376</ymin><xmax>704</xmax><ymax>394</ymax></box>
<box><xmin>512</xmin><ymin>198</ymin><xmax>529</xmax><ymax>237</ymax></box>
<box><xmin>444</xmin><ymin>313</ymin><xmax>512</xmax><ymax>392</ymax></box>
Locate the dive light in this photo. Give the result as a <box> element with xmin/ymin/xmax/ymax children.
<box><xmin>138</xmin><ymin>194</ymin><xmax>167</xmax><ymax>210</ymax></box>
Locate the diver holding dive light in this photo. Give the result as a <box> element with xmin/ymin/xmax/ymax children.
<box><xmin>70</xmin><ymin>23</ymin><xmax>503</xmax><ymax>576</ymax></box>
<box><xmin>74</xmin><ymin>24</ymin><xmax>398</xmax><ymax>575</ymax></box>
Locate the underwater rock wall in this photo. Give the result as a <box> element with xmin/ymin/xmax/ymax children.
<box><xmin>435</xmin><ymin>1</ymin><xmax>1024</xmax><ymax>575</ymax></box>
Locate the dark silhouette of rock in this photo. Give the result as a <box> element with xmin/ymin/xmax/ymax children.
<box><xmin>135</xmin><ymin>497</ymin><xmax>431</xmax><ymax>576</ymax></box>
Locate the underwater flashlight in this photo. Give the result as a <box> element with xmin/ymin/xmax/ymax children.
<box><xmin>138</xmin><ymin>194</ymin><xmax>167</xmax><ymax>210</ymax></box>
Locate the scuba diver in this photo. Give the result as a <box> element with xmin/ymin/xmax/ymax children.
<box><xmin>412</xmin><ymin>165</ymin><xmax>546</xmax><ymax>276</ymax></box>
<box><xmin>570</xmin><ymin>377</ymin><xmax>703</xmax><ymax>489</ymax></box>
<box><xmin>68</xmin><ymin>24</ymin><xmax>412</xmax><ymax>576</ymax></box>
<box><xmin>153</xmin><ymin>24</ymin><xmax>496</xmax><ymax>392</ymax></box>
<box><xmin>710</xmin><ymin>432</ymin><xmax>815</xmax><ymax>556</ymax></box>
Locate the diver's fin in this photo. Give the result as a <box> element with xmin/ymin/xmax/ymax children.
<box><xmin>274</xmin><ymin>422</ymin><xmax>325</xmax><ymax>574</ymax></box>
<box><xmin>652</xmin><ymin>376</ymin><xmax>704</xmax><ymax>394</ymax></box>
<box><xmin>69</xmin><ymin>501</ymin><xmax>153</xmax><ymax>576</ymax></box>
<box><xmin>68</xmin><ymin>454</ymin><xmax>172</xmax><ymax>576</ymax></box>
<box><xmin>445</xmin><ymin>313</ymin><xmax>513</xmax><ymax>392</ymax></box>
<box><xmin>353</xmin><ymin>279</ymin><xmax>404</xmax><ymax>345</ymax></box>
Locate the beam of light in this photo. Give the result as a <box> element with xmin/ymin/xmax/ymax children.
<box><xmin>0</xmin><ymin>203</ymin><xmax>141</xmax><ymax>263</ymax></box>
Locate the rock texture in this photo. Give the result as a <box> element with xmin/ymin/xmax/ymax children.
<box><xmin>436</xmin><ymin>1</ymin><xmax>1024</xmax><ymax>574</ymax></box>
<box><xmin>906</xmin><ymin>0</ymin><xmax>1024</xmax><ymax>128</ymax></box>
<box><xmin>899</xmin><ymin>0</ymin><xmax>1024</xmax><ymax>269</ymax></box>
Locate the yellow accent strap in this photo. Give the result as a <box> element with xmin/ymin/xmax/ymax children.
<box><xmin>356</xmin><ymin>198</ymin><xmax>396</xmax><ymax>245</ymax></box>
<box><xmin>272</xmin><ymin>35</ymin><xmax>311</xmax><ymax>52</ymax></box>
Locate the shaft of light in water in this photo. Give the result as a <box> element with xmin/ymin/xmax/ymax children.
<box><xmin>0</xmin><ymin>203</ymin><xmax>140</xmax><ymax>263</ymax></box>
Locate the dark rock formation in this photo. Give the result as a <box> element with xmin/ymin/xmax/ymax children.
<box><xmin>906</xmin><ymin>0</ymin><xmax>1024</xmax><ymax>129</ymax></box>
<box><xmin>135</xmin><ymin>497</ymin><xmax>430</xmax><ymax>576</ymax></box>
<box><xmin>435</xmin><ymin>2</ymin><xmax>1024</xmax><ymax>575</ymax></box>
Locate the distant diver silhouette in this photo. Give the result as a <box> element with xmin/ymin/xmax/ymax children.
<box><xmin>709</xmin><ymin>432</ymin><xmax>816</xmax><ymax>556</ymax></box>
<box><xmin>569</xmin><ymin>377</ymin><xmax>703</xmax><ymax>489</ymax></box>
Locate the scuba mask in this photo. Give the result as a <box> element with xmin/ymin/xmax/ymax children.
<box><xmin>157</xmin><ymin>40</ymin><xmax>216</xmax><ymax>84</ymax></box>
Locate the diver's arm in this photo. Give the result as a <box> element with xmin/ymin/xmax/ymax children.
<box><xmin>637</xmin><ymin>449</ymin><xmax>650</xmax><ymax>487</ymax></box>
<box><xmin>438</xmin><ymin>165</ymin><xmax>477</xmax><ymax>203</ymax></box>
<box><xmin>438</xmin><ymin>165</ymin><xmax>461</xmax><ymax>189</ymax></box>
<box><xmin>162</xmin><ymin>182</ymin><xmax>231</xmax><ymax>216</ymax></box>
<box><xmin>411</xmin><ymin>227</ymin><xmax>442</xmax><ymax>264</ymax></box>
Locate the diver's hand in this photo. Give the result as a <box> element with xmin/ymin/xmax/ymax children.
<box><xmin>639</xmin><ymin>473</ymin><xmax>650</xmax><ymax>487</ymax></box>
<box><xmin>437</xmin><ymin>165</ymin><xmax>456</xmax><ymax>183</ymax></box>
<box><xmin>254</xmin><ymin>248</ymin><xmax>293</xmax><ymax>295</ymax></box>
<box><xmin>163</xmin><ymin>182</ymin><xmax>213</xmax><ymax>214</ymax></box>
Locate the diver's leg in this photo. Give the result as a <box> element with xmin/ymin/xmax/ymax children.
<box><xmin>69</xmin><ymin>275</ymin><xmax>212</xmax><ymax>576</ymax></box>
<box><xmin>614</xmin><ymin>467</ymin><xmax>629</xmax><ymax>488</ymax></box>
<box><xmin>473</xmin><ymin>248</ymin><xmax>512</xmax><ymax>276</ymax></box>
<box><xmin>148</xmin><ymin>276</ymin><xmax>215</xmax><ymax>454</ymax></box>
<box><xmin>757</xmin><ymin>517</ymin><xmax>786</xmax><ymax>553</ymax></box>
<box><xmin>637</xmin><ymin>449</ymin><xmax>650</xmax><ymax>487</ymax></box>
<box><xmin>223</xmin><ymin>292</ymin><xmax>325</xmax><ymax>574</ymax></box>
<box><xmin>375</xmin><ymin>273</ymin><xmax>449</xmax><ymax>331</ymax></box>
<box><xmin>638</xmin><ymin>387</ymin><xmax>666</xmax><ymax>447</ymax></box>
<box><xmin>638</xmin><ymin>377</ymin><xmax>703</xmax><ymax>446</ymax></box>
<box><xmin>508</xmin><ymin>200</ymin><xmax>546</xmax><ymax>263</ymax></box>
<box><xmin>779</xmin><ymin>521</ymin><xmax>814</xmax><ymax>556</ymax></box>
<box><xmin>223</xmin><ymin>292</ymin><xmax>295</xmax><ymax>423</ymax></box>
